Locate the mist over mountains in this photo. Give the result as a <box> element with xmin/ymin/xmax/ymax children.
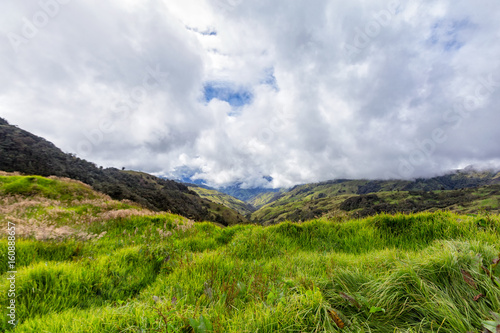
<box><xmin>0</xmin><ymin>117</ymin><xmax>248</xmax><ymax>225</ymax></box>
<box><xmin>3</xmin><ymin>116</ymin><xmax>499</xmax><ymax>226</ymax></box>
<box><xmin>3</xmin><ymin>1</ymin><xmax>500</xmax><ymax>331</ymax></box>
<box><xmin>2</xmin><ymin>0</ymin><xmax>500</xmax><ymax>188</ymax></box>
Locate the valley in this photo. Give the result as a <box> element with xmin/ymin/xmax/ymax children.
<box><xmin>1</xmin><ymin>173</ymin><xmax>500</xmax><ymax>332</ymax></box>
<box><xmin>1</xmin><ymin>118</ymin><xmax>500</xmax><ymax>332</ymax></box>
<box><xmin>191</xmin><ymin>173</ymin><xmax>500</xmax><ymax>225</ymax></box>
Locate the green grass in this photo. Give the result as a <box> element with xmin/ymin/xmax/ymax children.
<box><xmin>3</xmin><ymin>212</ymin><xmax>500</xmax><ymax>332</ymax></box>
<box><xmin>1</xmin><ymin>174</ymin><xmax>500</xmax><ymax>332</ymax></box>
<box><xmin>0</xmin><ymin>175</ymin><xmax>97</xmax><ymax>201</ymax></box>
<box><xmin>251</xmin><ymin>186</ymin><xmax>500</xmax><ymax>225</ymax></box>
<box><xmin>189</xmin><ymin>186</ymin><xmax>255</xmax><ymax>216</ymax></box>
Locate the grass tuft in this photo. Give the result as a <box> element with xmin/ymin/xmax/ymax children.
<box><xmin>1</xmin><ymin>174</ymin><xmax>500</xmax><ymax>332</ymax></box>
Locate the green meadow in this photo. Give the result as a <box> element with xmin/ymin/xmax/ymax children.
<box><xmin>1</xmin><ymin>174</ymin><xmax>500</xmax><ymax>332</ymax></box>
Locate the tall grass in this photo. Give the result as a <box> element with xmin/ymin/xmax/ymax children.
<box><xmin>1</xmin><ymin>175</ymin><xmax>499</xmax><ymax>332</ymax></box>
<box><xmin>0</xmin><ymin>175</ymin><xmax>98</xmax><ymax>201</ymax></box>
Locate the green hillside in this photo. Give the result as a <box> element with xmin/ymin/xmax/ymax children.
<box><xmin>255</xmin><ymin>171</ymin><xmax>500</xmax><ymax>208</ymax></box>
<box><xmin>188</xmin><ymin>185</ymin><xmax>255</xmax><ymax>216</ymax></box>
<box><xmin>1</xmin><ymin>173</ymin><xmax>500</xmax><ymax>332</ymax></box>
<box><xmin>198</xmin><ymin>171</ymin><xmax>500</xmax><ymax>214</ymax></box>
<box><xmin>251</xmin><ymin>185</ymin><xmax>500</xmax><ymax>225</ymax></box>
<box><xmin>216</xmin><ymin>185</ymin><xmax>280</xmax><ymax>202</ymax></box>
<box><xmin>4</xmin><ymin>115</ymin><xmax>499</xmax><ymax>227</ymax></box>
<box><xmin>0</xmin><ymin>118</ymin><xmax>247</xmax><ymax>226</ymax></box>
<box><xmin>249</xmin><ymin>173</ymin><xmax>500</xmax><ymax>225</ymax></box>
<box><xmin>247</xmin><ymin>189</ymin><xmax>287</xmax><ymax>209</ymax></box>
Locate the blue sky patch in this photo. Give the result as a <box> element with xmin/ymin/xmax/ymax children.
<box><xmin>429</xmin><ymin>18</ymin><xmax>471</xmax><ymax>52</ymax></box>
<box><xmin>203</xmin><ymin>82</ymin><xmax>253</xmax><ymax>107</ymax></box>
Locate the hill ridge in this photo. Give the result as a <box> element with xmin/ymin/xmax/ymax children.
<box><xmin>0</xmin><ymin>118</ymin><xmax>247</xmax><ymax>225</ymax></box>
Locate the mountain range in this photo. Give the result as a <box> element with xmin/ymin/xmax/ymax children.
<box><xmin>0</xmin><ymin>117</ymin><xmax>247</xmax><ymax>226</ymax></box>
<box><xmin>1</xmin><ymin>116</ymin><xmax>499</xmax><ymax>225</ymax></box>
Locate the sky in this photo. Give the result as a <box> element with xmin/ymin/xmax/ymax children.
<box><xmin>1</xmin><ymin>0</ymin><xmax>499</xmax><ymax>189</ymax></box>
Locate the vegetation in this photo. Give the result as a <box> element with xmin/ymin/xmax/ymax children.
<box><xmin>216</xmin><ymin>184</ymin><xmax>281</xmax><ymax>202</ymax></box>
<box><xmin>1</xmin><ymin>173</ymin><xmax>500</xmax><ymax>332</ymax></box>
<box><xmin>340</xmin><ymin>186</ymin><xmax>500</xmax><ymax>217</ymax></box>
<box><xmin>0</xmin><ymin>119</ymin><xmax>246</xmax><ymax>226</ymax></box>
<box><xmin>250</xmin><ymin>184</ymin><xmax>500</xmax><ymax>225</ymax></box>
<box><xmin>186</xmin><ymin>172</ymin><xmax>500</xmax><ymax>225</ymax></box>
<box><xmin>247</xmin><ymin>171</ymin><xmax>500</xmax><ymax>213</ymax></box>
<box><xmin>3</xmin><ymin>117</ymin><xmax>500</xmax><ymax>226</ymax></box>
<box><xmin>188</xmin><ymin>185</ymin><xmax>255</xmax><ymax>216</ymax></box>
<box><xmin>248</xmin><ymin>189</ymin><xmax>287</xmax><ymax>209</ymax></box>
<box><xmin>2</xmin><ymin>117</ymin><xmax>500</xmax><ymax>332</ymax></box>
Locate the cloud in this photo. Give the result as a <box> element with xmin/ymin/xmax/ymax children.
<box><xmin>1</xmin><ymin>0</ymin><xmax>499</xmax><ymax>188</ymax></box>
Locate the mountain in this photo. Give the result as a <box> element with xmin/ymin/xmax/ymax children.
<box><xmin>247</xmin><ymin>189</ymin><xmax>288</xmax><ymax>208</ymax></box>
<box><xmin>217</xmin><ymin>184</ymin><xmax>281</xmax><ymax>202</ymax></box>
<box><xmin>250</xmin><ymin>173</ymin><xmax>500</xmax><ymax>225</ymax></box>
<box><xmin>184</xmin><ymin>170</ymin><xmax>500</xmax><ymax>225</ymax></box>
<box><xmin>3</xmin><ymin>116</ymin><xmax>499</xmax><ymax>226</ymax></box>
<box><xmin>3</xmin><ymin>171</ymin><xmax>500</xmax><ymax>331</ymax></box>
<box><xmin>187</xmin><ymin>184</ymin><xmax>255</xmax><ymax>216</ymax></box>
<box><xmin>256</xmin><ymin>173</ymin><xmax>500</xmax><ymax>207</ymax></box>
<box><xmin>0</xmin><ymin>117</ymin><xmax>248</xmax><ymax>225</ymax></box>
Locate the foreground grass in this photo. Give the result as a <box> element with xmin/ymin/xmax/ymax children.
<box><xmin>1</xmin><ymin>175</ymin><xmax>500</xmax><ymax>332</ymax></box>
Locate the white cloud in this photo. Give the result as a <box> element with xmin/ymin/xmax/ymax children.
<box><xmin>1</xmin><ymin>0</ymin><xmax>499</xmax><ymax>188</ymax></box>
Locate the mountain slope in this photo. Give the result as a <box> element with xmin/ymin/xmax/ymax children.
<box><xmin>253</xmin><ymin>172</ymin><xmax>500</xmax><ymax>209</ymax></box>
<box><xmin>1</xmin><ymin>179</ymin><xmax>500</xmax><ymax>332</ymax></box>
<box><xmin>188</xmin><ymin>184</ymin><xmax>255</xmax><ymax>216</ymax></box>
<box><xmin>0</xmin><ymin>118</ymin><xmax>247</xmax><ymax>225</ymax></box>
<box><xmin>252</xmin><ymin>185</ymin><xmax>500</xmax><ymax>225</ymax></box>
<box><xmin>247</xmin><ymin>189</ymin><xmax>288</xmax><ymax>209</ymax></box>
<box><xmin>217</xmin><ymin>184</ymin><xmax>280</xmax><ymax>202</ymax></box>
<box><xmin>250</xmin><ymin>173</ymin><xmax>500</xmax><ymax>225</ymax></box>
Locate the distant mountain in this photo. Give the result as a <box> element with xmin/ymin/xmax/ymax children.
<box><xmin>181</xmin><ymin>166</ymin><xmax>500</xmax><ymax>224</ymax></box>
<box><xmin>0</xmin><ymin>117</ymin><xmax>247</xmax><ymax>225</ymax></box>
<box><xmin>4</xmin><ymin>115</ymin><xmax>499</xmax><ymax>226</ymax></box>
<box><xmin>217</xmin><ymin>184</ymin><xmax>281</xmax><ymax>202</ymax></box>
<box><xmin>257</xmin><ymin>172</ymin><xmax>500</xmax><ymax>207</ymax></box>
<box><xmin>250</xmin><ymin>172</ymin><xmax>500</xmax><ymax>224</ymax></box>
<box><xmin>187</xmin><ymin>184</ymin><xmax>256</xmax><ymax>216</ymax></box>
<box><xmin>248</xmin><ymin>189</ymin><xmax>287</xmax><ymax>209</ymax></box>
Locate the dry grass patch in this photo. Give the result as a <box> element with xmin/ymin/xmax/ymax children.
<box><xmin>0</xmin><ymin>192</ymin><xmax>158</xmax><ymax>241</ymax></box>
